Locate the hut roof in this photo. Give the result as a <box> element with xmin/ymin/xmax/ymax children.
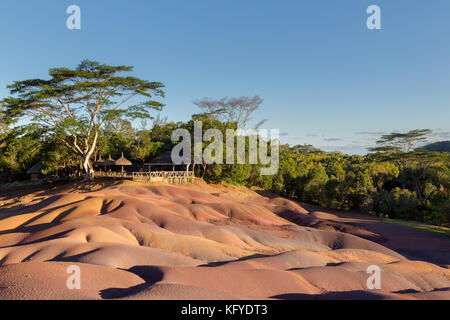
<box><xmin>104</xmin><ymin>155</ymin><xmax>116</xmax><ymax>166</ymax></box>
<box><xmin>115</xmin><ymin>153</ymin><xmax>132</xmax><ymax>166</ymax></box>
<box><xmin>145</xmin><ymin>151</ymin><xmax>191</xmax><ymax>166</ymax></box>
<box><xmin>27</xmin><ymin>161</ymin><xmax>43</xmax><ymax>174</ymax></box>
<box><xmin>94</xmin><ymin>155</ymin><xmax>105</xmax><ymax>166</ymax></box>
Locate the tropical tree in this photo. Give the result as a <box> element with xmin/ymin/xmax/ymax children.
<box><xmin>2</xmin><ymin>60</ymin><xmax>165</xmax><ymax>180</ymax></box>
<box><xmin>0</xmin><ymin>125</ymin><xmax>43</xmax><ymax>180</ymax></box>
<box><xmin>130</xmin><ymin>130</ymin><xmax>165</xmax><ymax>166</ymax></box>
<box><xmin>193</xmin><ymin>95</ymin><xmax>265</xmax><ymax>131</ymax></box>
<box><xmin>369</xmin><ymin>129</ymin><xmax>432</xmax><ymax>153</ymax></box>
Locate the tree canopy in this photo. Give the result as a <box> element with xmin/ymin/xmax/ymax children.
<box><xmin>193</xmin><ymin>95</ymin><xmax>266</xmax><ymax>131</ymax></box>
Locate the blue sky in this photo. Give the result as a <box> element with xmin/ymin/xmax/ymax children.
<box><xmin>0</xmin><ymin>0</ymin><xmax>449</xmax><ymax>154</ymax></box>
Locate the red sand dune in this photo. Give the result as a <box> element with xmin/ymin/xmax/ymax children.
<box><xmin>0</xmin><ymin>180</ymin><xmax>449</xmax><ymax>300</ymax></box>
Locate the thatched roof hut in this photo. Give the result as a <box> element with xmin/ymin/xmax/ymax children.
<box><xmin>146</xmin><ymin>151</ymin><xmax>191</xmax><ymax>166</ymax></box>
<box><xmin>94</xmin><ymin>155</ymin><xmax>106</xmax><ymax>167</ymax></box>
<box><xmin>27</xmin><ymin>161</ymin><xmax>43</xmax><ymax>180</ymax></box>
<box><xmin>115</xmin><ymin>153</ymin><xmax>132</xmax><ymax>166</ymax></box>
<box><xmin>104</xmin><ymin>155</ymin><xmax>116</xmax><ymax>167</ymax></box>
<box><xmin>27</xmin><ymin>161</ymin><xmax>43</xmax><ymax>174</ymax></box>
<box><xmin>115</xmin><ymin>153</ymin><xmax>132</xmax><ymax>173</ymax></box>
<box><xmin>144</xmin><ymin>151</ymin><xmax>192</xmax><ymax>172</ymax></box>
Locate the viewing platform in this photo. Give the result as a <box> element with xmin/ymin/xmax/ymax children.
<box><xmin>88</xmin><ymin>151</ymin><xmax>196</xmax><ymax>184</ymax></box>
<box><xmin>92</xmin><ymin>171</ymin><xmax>194</xmax><ymax>184</ymax></box>
<box><xmin>132</xmin><ymin>171</ymin><xmax>194</xmax><ymax>184</ymax></box>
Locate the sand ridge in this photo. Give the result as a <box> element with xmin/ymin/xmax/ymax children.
<box><xmin>0</xmin><ymin>180</ymin><xmax>448</xmax><ymax>300</ymax></box>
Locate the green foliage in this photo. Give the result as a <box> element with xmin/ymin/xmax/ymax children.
<box><xmin>130</xmin><ymin>130</ymin><xmax>165</xmax><ymax>164</ymax></box>
<box><xmin>297</xmin><ymin>165</ymin><xmax>329</xmax><ymax>206</ymax></box>
<box><xmin>268</xmin><ymin>144</ymin><xmax>449</xmax><ymax>226</ymax></box>
<box><xmin>0</xmin><ymin>125</ymin><xmax>44</xmax><ymax>180</ymax></box>
<box><xmin>368</xmin><ymin>161</ymin><xmax>399</xmax><ymax>190</ymax></box>
<box><xmin>423</xmin><ymin>199</ymin><xmax>450</xmax><ymax>227</ymax></box>
<box><xmin>41</xmin><ymin>134</ymin><xmax>81</xmax><ymax>176</ymax></box>
<box><xmin>0</xmin><ymin>103</ymin><xmax>9</xmax><ymax>142</ymax></box>
<box><xmin>362</xmin><ymin>188</ymin><xmax>420</xmax><ymax>220</ymax></box>
<box><xmin>220</xmin><ymin>164</ymin><xmax>251</xmax><ymax>185</ymax></box>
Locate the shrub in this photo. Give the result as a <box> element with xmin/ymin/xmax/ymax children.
<box><xmin>362</xmin><ymin>188</ymin><xmax>419</xmax><ymax>219</ymax></box>
<box><xmin>423</xmin><ymin>199</ymin><xmax>450</xmax><ymax>227</ymax></box>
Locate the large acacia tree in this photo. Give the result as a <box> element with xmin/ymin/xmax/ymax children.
<box><xmin>193</xmin><ymin>95</ymin><xmax>266</xmax><ymax>131</ymax></box>
<box><xmin>3</xmin><ymin>60</ymin><xmax>165</xmax><ymax>180</ymax></box>
<box><xmin>369</xmin><ymin>129</ymin><xmax>432</xmax><ymax>154</ymax></box>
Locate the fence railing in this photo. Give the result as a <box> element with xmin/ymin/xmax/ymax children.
<box><xmin>132</xmin><ymin>171</ymin><xmax>194</xmax><ymax>184</ymax></box>
<box><xmin>89</xmin><ymin>170</ymin><xmax>194</xmax><ymax>184</ymax></box>
<box><xmin>94</xmin><ymin>171</ymin><xmax>131</xmax><ymax>178</ymax></box>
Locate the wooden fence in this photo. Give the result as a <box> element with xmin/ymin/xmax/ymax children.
<box><xmin>93</xmin><ymin>171</ymin><xmax>131</xmax><ymax>178</ymax></box>
<box><xmin>132</xmin><ymin>171</ymin><xmax>194</xmax><ymax>184</ymax></box>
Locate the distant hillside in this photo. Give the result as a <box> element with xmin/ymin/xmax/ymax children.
<box><xmin>417</xmin><ymin>141</ymin><xmax>450</xmax><ymax>153</ymax></box>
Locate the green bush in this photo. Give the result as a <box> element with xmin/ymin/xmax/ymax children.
<box><xmin>424</xmin><ymin>199</ymin><xmax>450</xmax><ymax>227</ymax></box>
<box><xmin>362</xmin><ymin>188</ymin><xmax>420</xmax><ymax>219</ymax></box>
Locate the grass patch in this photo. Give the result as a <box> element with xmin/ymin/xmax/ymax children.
<box><xmin>0</xmin><ymin>179</ymin><xmax>44</xmax><ymax>191</ymax></box>
<box><xmin>384</xmin><ymin>218</ymin><xmax>450</xmax><ymax>239</ymax></box>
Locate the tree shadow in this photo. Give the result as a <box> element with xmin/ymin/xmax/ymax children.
<box><xmin>3</xmin><ymin>228</ymin><xmax>76</xmax><ymax>249</ymax></box>
<box><xmin>271</xmin><ymin>290</ymin><xmax>393</xmax><ymax>300</ymax></box>
<box><xmin>199</xmin><ymin>253</ymin><xmax>272</xmax><ymax>267</ymax></box>
<box><xmin>0</xmin><ymin>194</ymin><xmax>123</xmax><ymax>238</ymax></box>
<box><xmin>50</xmin><ymin>247</ymin><xmax>102</xmax><ymax>262</ymax></box>
<box><xmin>100</xmin><ymin>265</ymin><xmax>165</xmax><ymax>299</ymax></box>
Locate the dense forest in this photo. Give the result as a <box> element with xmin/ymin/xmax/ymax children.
<box><xmin>0</xmin><ymin>114</ymin><xmax>449</xmax><ymax>227</ymax></box>
<box><xmin>0</xmin><ymin>61</ymin><xmax>449</xmax><ymax>227</ymax></box>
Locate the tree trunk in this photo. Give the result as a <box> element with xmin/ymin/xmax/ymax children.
<box><xmin>82</xmin><ymin>150</ymin><xmax>96</xmax><ymax>181</ymax></box>
<box><xmin>82</xmin><ymin>155</ymin><xmax>92</xmax><ymax>181</ymax></box>
<box><xmin>81</xmin><ymin>130</ymin><xmax>100</xmax><ymax>181</ymax></box>
<box><xmin>201</xmin><ymin>164</ymin><xmax>207</xmax><ymax>178</ymax></box>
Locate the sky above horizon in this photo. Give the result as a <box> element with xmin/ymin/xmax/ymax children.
<box><xmin>0</xmin><ymin>0</ymin><xmax>449</xmax><ymax>155</ymax></box>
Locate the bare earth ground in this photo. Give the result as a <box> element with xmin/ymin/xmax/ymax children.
<box><xmin>0</xmin><ymin>179</ymin><xmax>449</xmax><ymax>300</ymax></box>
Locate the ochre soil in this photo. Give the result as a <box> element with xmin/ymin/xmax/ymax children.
<box><xmin>0</xmin><ymin>179</ymin><xmax>449</xmax><ymax>300</ymax></box>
